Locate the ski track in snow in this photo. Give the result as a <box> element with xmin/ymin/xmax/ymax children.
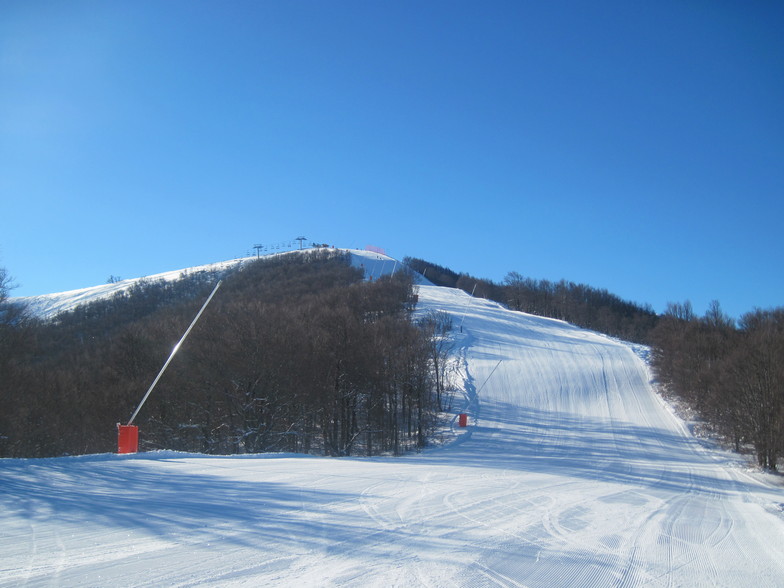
<box><xmin>3</xmin><ymin>258</ymin><xmax>784</xmax><ymax>587</ymax></box>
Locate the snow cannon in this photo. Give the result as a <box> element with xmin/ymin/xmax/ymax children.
<box><xmin>115</xmin><ymin>280</ymin><xmax>223</xmax><ymax>456</ymax></box>
<box><xmin>117</xmin><ymin>423</ymin><xmax>139</xmax><ymax>454</ymax></box>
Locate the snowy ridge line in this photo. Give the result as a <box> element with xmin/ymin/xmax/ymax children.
<box><xmin>10</xmin><ymin>248</ymin><xmax>426</xmax><ymax>320</ymax></box>
<box><xmin>10</xmin><ymin>256</ymin><xmax>252</xmax><ymax>320</ymax></box>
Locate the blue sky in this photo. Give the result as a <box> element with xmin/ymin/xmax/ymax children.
<box><xmin>1</xmin><ymin>1</ymin><xmax>782</xmax><ymax>319</ymax></box>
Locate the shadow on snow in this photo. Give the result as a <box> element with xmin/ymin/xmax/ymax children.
<box><xmin>414</xmin><ymin>402</ymin><xmax>757</xmax><ymax>500</ymax></box>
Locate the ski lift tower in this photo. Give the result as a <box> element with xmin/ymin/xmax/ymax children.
<box><xmin>296</xmin><ymin>236</ymin><xmax>307</xmax><ymax>250</ymax></box>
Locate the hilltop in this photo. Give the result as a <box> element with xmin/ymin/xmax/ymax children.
<box><xmin>12</xmin><ymin>248</ymin><xmax>412</xmax><ymax>320</ymax></box>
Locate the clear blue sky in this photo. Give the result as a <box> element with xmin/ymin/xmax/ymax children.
<box><xmin>2</xmin><ymin>1</ymin><xmax>782</xmax><ymax>319</ymax></box>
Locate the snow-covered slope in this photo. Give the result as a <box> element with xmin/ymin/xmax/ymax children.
<box><xmin>11</xmin><ymin>257</ymin><xmax>252</xmax><ymax>319</ymax></box>
<box><xmin>2</xmin><ymin>272</ymin><xmax>784</xmax><ymax>586</ymax></box>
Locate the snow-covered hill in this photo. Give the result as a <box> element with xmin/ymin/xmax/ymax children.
<box><xmin>2</xmin><ymin>256</ymin><xmax>784</xmax><ymax>586</ymax></box>
<box><xmin>11</xmin><ymin>248</ymin><xmax>411</xmax><ymax>320</ymax></box>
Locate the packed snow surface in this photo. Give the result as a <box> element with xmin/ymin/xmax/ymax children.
<box><xmin>3</xmin><ymin>261</ymin><xmax>784</xmax><ymax>586</ymax></box>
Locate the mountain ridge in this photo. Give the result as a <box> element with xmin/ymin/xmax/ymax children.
<box><xmin>12</xmin><ymin>248</ymin><xmax>415</xmax><ymax>320</ymax></box>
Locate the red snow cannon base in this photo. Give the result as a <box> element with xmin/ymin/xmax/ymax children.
<box><xmin>117</xmin><ymin>424</ymin><xmax>139</xmax><ymax>454</ymax></box>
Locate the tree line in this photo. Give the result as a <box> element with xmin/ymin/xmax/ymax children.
<box><xmin>650</xmin><ymin>301</ymin><xmax>784</xmax><ymax>470</ymax></box>
<box><xmin>0</xmin><ymin>252</ymin><xmax>446</xmax><ymax>458</ymax></box>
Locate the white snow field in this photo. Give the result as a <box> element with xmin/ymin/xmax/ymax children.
<box><xmin>3</xmin><ymin>258</ymin><xmax>784</xmax><ymax>586</ymax></box>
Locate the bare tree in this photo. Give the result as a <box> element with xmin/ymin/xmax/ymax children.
<box><xmin>728</xmin><ymin>309</ymin><xmax>784</xmax><ymax>470</ymax></box>
<box><xmin>419</xmin><ymin>310</ymin><xmax>454</xmax><ymax>411</ymax></box>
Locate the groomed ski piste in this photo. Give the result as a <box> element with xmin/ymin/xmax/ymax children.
<box><xmin>3</xmin><ymin>250</ymin><xmax>784</xmax><ymax>586</ymax></box>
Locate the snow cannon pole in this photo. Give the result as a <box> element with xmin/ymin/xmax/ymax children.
<box><xmin>458</xmin><ymin>283</ymin><xmax>477</xmax><ymax>333</ymax></box>
<box><xmin>478</xmin><ymin>359</ymin><xmax>503</xmax><ymax>394</ymax></box>
<box><xmin>126</xmin><ymin>279</ymin><xmax>223</xmax><ymax>429</ymax></box>
<box><xmin>458</xmin><ymin>359</ymin><xmax>502</xmax><ymax>430</ymax></box>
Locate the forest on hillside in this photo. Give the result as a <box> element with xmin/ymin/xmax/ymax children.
<box><xmin>650</xmin><ymin>301</ymin><xmax>784</xmax><ymax>470</ymax></box>
<box><xmin>0</xmin><ymin>253</ymin><xmax>452</xmax><ymax>458</ymax></box>
<box><xmin>2</xmin><ymin>254</ymin><xmax>782</xmax><ymax>469</ymax></box>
